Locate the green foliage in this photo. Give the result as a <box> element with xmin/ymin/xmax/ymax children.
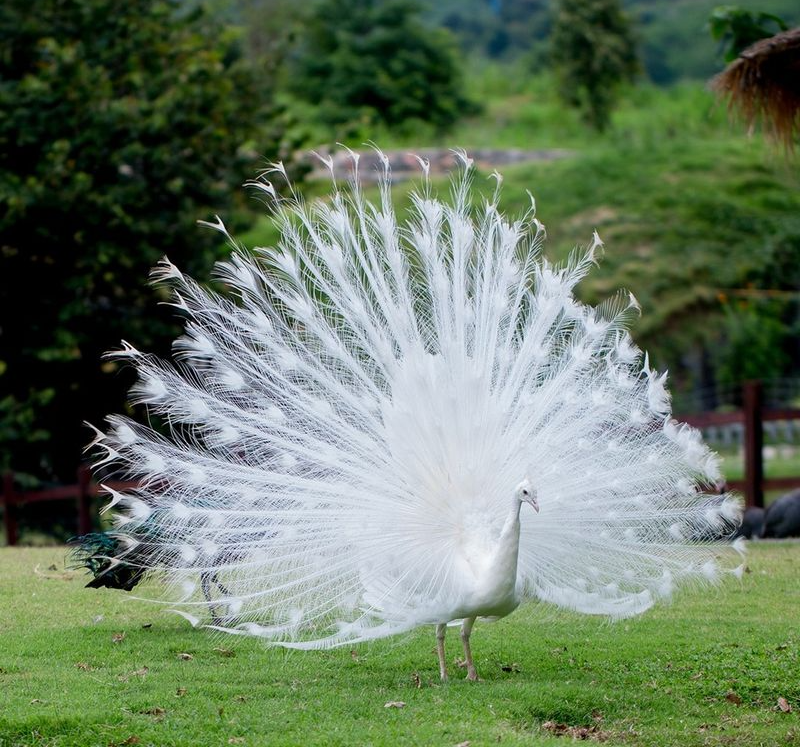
<box><xmin>0</xmin><ymin>391</ymin><xmax>53</xmax><ymax>477</ymax></box>
<box><xmin>437</xmin><ymin>0</ymin><xmax>551</xmax><ymax>60</ymax></box>
<box><xmin>1</xmin><ymin>543</ymin><xmax>799</xmax><ymax>744</ymax></box>
<box><xmin>551</xmin><ymin>0</ymin><xmax>639</xmax><ymax>131</ymax></box>
<box><xmin>192</xmin><ymin>0</ymin><xmax>800</xmax><ymax>84</ymax></box>
<box><xmin>242</xmin><ymin>79</ymin><xmax>800</xmax><ymax>401</ymax></box>
<box><xmin>285</xmin><ymin>0</ymin><xmax>476</xmax><ymax>137</ymax></box>
<box><xmin>715</xmin><ymin>304</ymin><xmax>790</xmax><ymax>388</ymax></box>
<box><xmin>709</xmin><ymin>5</ymin><xmax>789</xmax><ymax>62</ymax></box>
<box><xmin>0</xmin><ymin>0</ymin><xmax>281</xmax><ymax>482</ymax></box>
<box><xmin>415</xmin><ymin>0</ymin><xmax>800</xmax><ymax>83</ymax></box>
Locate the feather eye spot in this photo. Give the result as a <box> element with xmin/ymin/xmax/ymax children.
<box><xmin>186</xmin><ymin>466</ymin><xmax>207</xmax><ymax>485</ymax></box>
<box><xmin>114</xmin><ymin>423</ymin><xmax>138</xmax><ymax>445</ymax></box>
<box><xmin>140</xmin><ymin>375</ymin><xmax>167</xmax><ymax>402</ymax></box>
<box><xmin>142</xmin><ymin>452</ymin><xmax>166</xmax><ymax>474</ymax></box>
<box><xmin>266</xmin><ymin>405</ymin><xmax>286</xmax><ymax>425</ymax></box>
<box><xmin>279</xmin><ymin>453</ymin><xmax>298</xmax><ymax>470</ymax></box>
<box><xmin>172</xmin><ymin>502</ymin><xmax>192</xmax><ymax>519</ymax></box>
<box><xmin>128</xmin><ymin>499</ymin><xmax>152</xmax><ymax>521</ymax></box>
<box><xmin>214</xmin><ymin>425</ymin><xmax>240</xmax><ymax>446</ymax></box>
<box><xmin>188</xmin><ymin>400</ymin><xmax>211</xmax><ymax>421</ymax></box>
<box><xmin>220</xmin><ymin>369</ymin><xmax>245</xmax><ymax>391</ymax></box>
<box><xmin>207</xmin><ymin>512</ymin><xmax>225</xmax><ymax>529</ymax></box>
<box><xmin>201</xmin><ymin>540</ymin><xmax>219</xmax><ymax>557</ymax></box>
<box><xmin>180</xmin><ymin>579</ymin><xmax>197</xmax><ymax>597</ymax></box>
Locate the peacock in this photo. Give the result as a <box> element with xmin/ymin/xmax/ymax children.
<box><xmin>85</xmin><ymin>150</ymin><xmax>743</xmax><ymax>681</ymax></box>
<box><xmin>69</xmin><ymin>528</ymin><xmax>237</xmax><ymax>624</ymax></box>
<box><xmin>69</xmin><ymin>531</ymin><xmax>147</xmax><ymax>591</ymax></box>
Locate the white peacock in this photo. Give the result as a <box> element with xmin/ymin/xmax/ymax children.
<box><xmin>90</xmin><ymin>150</ymin><xmax>743</xmax><ymax>681</ymax></box>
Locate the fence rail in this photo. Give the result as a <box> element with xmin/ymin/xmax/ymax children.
<box><xmin>1</xmin><ymin>467</ymin><xmax>139</xmax><ymax>546</ymax></box>
<box><xmin>3</xmin><ymin>382</ymin><xmax>800</xmax><ymax>546</ymax></box>
<box><xmin>677</xmin><ymin>381</ymin><xmax>800</xmax><ymax>508</ymax></box>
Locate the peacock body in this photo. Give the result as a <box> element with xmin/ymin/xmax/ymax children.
<box><xmin>89</xmin><ymin>151</ymin><xmax>742</xmax><ymax>679</ymax></box>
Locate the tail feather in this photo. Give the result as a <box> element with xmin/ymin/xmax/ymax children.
<box><xmin>88</xmin><ymin>154</ymin><xmax>742</xmax><ymax>644</ymax></box>
<box><xmin>68</xmin><ymin>532</ymin><xmax>147</xmax><ymax>591</ymax></box>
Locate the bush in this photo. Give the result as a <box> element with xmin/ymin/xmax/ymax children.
<box><xmin>551</xmin><ymin>0</ymin><xmax>639</xmax><ymax>131</ymax></box>
<box><xmin>0</xmin><ymin>0</ymin><xmax>283</xmax><ymax>481</ymax></box>
<box><xmin>286</xmin><ymin>0</ymin><xmax>476</xmax><ymax>136</ymax></box>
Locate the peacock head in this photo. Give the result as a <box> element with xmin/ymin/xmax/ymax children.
<box><xmin>515</xmin><ymin>479</ymin><xmax>539</xmax><ymax>513</ymax></box>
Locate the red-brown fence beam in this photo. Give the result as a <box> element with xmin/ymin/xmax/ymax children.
<box><xmin>763</xmin><ymin>408</ymin><xmax>800</xmax><ymax>422</ymax></box>
<box><xmin>677</xmin><ymin>411</ymin><xmax>744</xmax><ymax>428</ymax></box>
<box><xmin>3</xmin><ymin>471</ymin><xmax>19</xmax><ymax>546</ymax></box>
<box><xmin>19</xmin><ymin>485</ymin><xmax>81</xmax><ymax>503</ymax></box>
<box><xmin>743</xmin><ymin>381</ymin><xmax>764</xmax><ymax>508</ymax></box>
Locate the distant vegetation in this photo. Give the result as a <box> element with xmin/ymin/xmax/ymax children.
<box><xmin>1</xmin><ymin>0</ymin><xmax>798</xmax><ymax>491</ymax></box>
<box><xmin>551</xmin><ymin>0</ymin><xmax>639</xmax><ymax>131</ymax></box>
<box><xmin>284</xmin><ymin>0</ymin><xmax>476</xmax><ymax>138</ymax></box>
<box><xmin>0</xmin><ymin>0</ymin><xmax>284</xmax><ymax>483</ymax></box>
<box><xmin>419</xmin><ymin>0</ymin><xmax>799</xmax><ymax>82</ymax></box>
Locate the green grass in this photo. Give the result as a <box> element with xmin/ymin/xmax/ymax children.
<box><xmin>1</xmin><ymin>544</ymin><xmax>799</xmax><ymax>746</ymax></box>
<box><xmin>718</xmin><ymin>449</ymin><xmax>800</xmax><ymax>484</ymax></box>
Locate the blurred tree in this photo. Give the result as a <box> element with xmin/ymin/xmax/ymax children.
<box><xmin>240</xmin><ymin>0</ymin><xmax>306</xmax><ymax>70</ymax></box>
<box><xmin>286</xmin><ymin>0</ymin><xmax>476</xmax><ymax>135</ymax></box>
<box><xmin>550</xmin><ymin>0</ymin><xmax>639</xmax><ymax>131</ymax></box>
<box><xmin>715</xmin><ymin>303</ymin><xmax>790</xmax><ymax>389</ymax></box>
<box><xmin>709</xmin><ymin>5</ymin><xmax>788</xmax><ymax>62</ymax></box>
<box><xmin>0</xmin><ymin>0</ymin><xmax>283</xmax><ymax>484</ymax></box>
<box><xmin>440</xmin><ymin>0</ymin><xmax>549</xmax><ymax>60</ymax></box>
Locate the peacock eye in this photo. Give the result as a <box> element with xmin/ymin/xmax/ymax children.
<box><xmin>522</xmin><ymin>489</ymin><xmax>529</xmax><ymax>496</ymax></box>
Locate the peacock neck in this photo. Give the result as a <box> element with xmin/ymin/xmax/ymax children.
<box><xmin>494</xmin><ymin>496</ymin><xmax>523</xmax><ymax>579</ymax></box>
<box><xmin>500</xmin><ymin>497</ymin><xmax>523</xmax><ymax>544</ymax></box>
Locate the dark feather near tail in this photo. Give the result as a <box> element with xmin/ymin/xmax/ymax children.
<box><xmin>68</xmin><ymin>531</ymin><xmax>234</xmax><ymax>624</ymax></box>
<box><xmin>68</xmin><ymin>532</ymin><xmax>146</xmax><ymax>591</ymax></box>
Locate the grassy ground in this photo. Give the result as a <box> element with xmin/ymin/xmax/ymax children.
<box><xmin>1</xmin><ymin>544</ymin><xmax>798</xmax><ymax>747</ymax></box>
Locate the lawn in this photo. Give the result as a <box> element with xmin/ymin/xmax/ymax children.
<box><xmin>1</xmin><ymin>544</ymin><xmax>798</xmax><ymax>747</ymax></box>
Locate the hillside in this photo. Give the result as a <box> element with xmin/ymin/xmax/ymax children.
<box><xmin>240</xmin><ymin>80</ymin><xmax>800</xmax><ymax>407</ymax></box>
<box><xmin>198</xmin><ymin>0</ymin><xmax>799</xmax><ymax>84</ymax></box>
<box><xmin>423</xmin><ymin>0</ymin><xmax>800</xmax><ymax>82</ymax></box>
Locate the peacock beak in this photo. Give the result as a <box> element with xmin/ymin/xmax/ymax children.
<box><xmin>521</xmin><ymin>488</ymin><xmax>539</xmax><ymax>513</ymax></box>
<box><xmin>516</xmin><ymin>480</ymin><xmax>539</xmax><ymax>512</ymax></box>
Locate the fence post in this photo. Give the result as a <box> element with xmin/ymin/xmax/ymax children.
<box><xmin>743</xmin><ymin>381</ymin><xmax>764</xmax><ymax>508</ymax></box>
<box><xmin>77</xmin><ymin>464</ymin><xmax>92</xmax><ymax>536</ymax></box>
<box><xmin>3</xmin><ymin>471</ymin><xmax>19</xmax><ymax>546</ymax></box>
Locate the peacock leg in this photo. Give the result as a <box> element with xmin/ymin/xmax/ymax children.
<box><xmin>200</xmin><ymin>571</ymin><xmax>221</xmax><ymax>625</ymax></box>
<box><xmin>435</xmin><ymin>623</ymin><xmax>448</xmax><ymax>681</ymax></box>
<box><xmin>460</xmin><ymin>617</ymin><xmax>478</xmax><ymax>681</ymax></box>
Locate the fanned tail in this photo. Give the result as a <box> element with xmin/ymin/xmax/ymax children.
<box><xmin>90</xmin><ymin>151</ymin><xmax>742</xmax><ymax>645</ymax></box>
<box><xmin>507</xmin><ymin>252</ymin><xmax>743</xmax><ymax>616</ymax></box>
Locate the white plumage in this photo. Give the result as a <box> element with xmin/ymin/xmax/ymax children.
<box><xmin>92</xmin><ymin>150</ymin><xmax>742</xmax><ymax>680</ymax></box>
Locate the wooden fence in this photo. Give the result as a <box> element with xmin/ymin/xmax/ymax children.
<box><xmin>2</xmin><ymin>381</ymin><xmax>800</xmax><ymax>545</ymax></box>
<box><xmin>677</xmin><ymin>381</ymin><xmax>800</xmax><ymax>508</ymax></box>
<box><xmin>1</xmin><ymin>467</ymin><xmax>139</xmax><ymax>547</ymax></box>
